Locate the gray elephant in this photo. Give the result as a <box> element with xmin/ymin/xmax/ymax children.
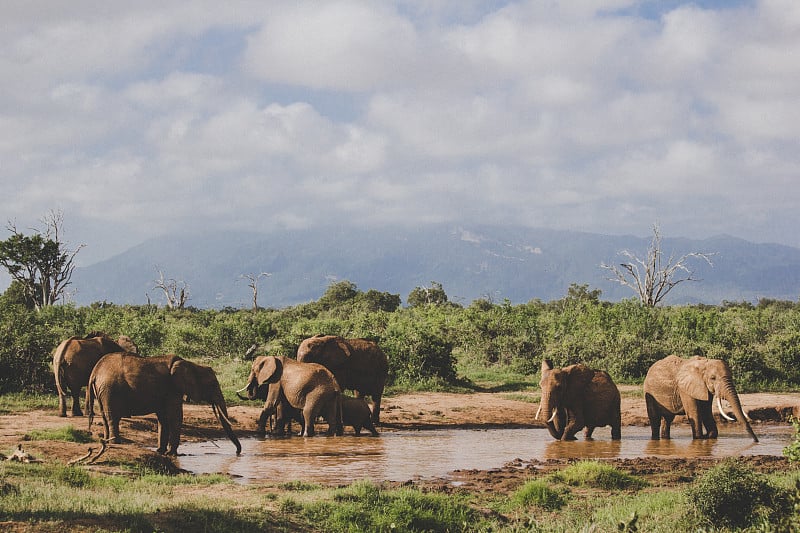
<box><xmin>86</xmin><ymin>353</ymin><xmax>241</xmax><ymax>455</ymax></box>
<box><xmin>342</xmin><ymin>396</ymin><xmax>379</xmax><ymax>436</ymax></box>
<box><xmin>537</xmin><ymin>359</ymin><xmax>621</xmax><ymax>441</ymax></box>
<box><xmin>644</xmin><ymin>354</ymin><xmax>758</xmax><ymax>442</ymax></box>
<box><xmin>236</xmin><ymin>355</ymin><xmax>342</xmax><ymax>437</ymax></box>
<box><xmin>53</xmin><ymin>332</ymin><xmax>139</xmax><ymax>417</ymax></box>
<box><xmin>296</xmin><ymin>335</ymin><xmax>388</xmax><ymax>423</ymax></box>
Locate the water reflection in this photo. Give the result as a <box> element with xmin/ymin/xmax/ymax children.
<box><xmin>177</xmin><ymin>425</ymin><xmax>793</xmax><ymax>485</ymax></box>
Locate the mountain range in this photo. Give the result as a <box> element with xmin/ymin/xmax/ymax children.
<box><xmin>70</xmin><ymin>225</ymin><xmax>800</xmax><ymax>308</ymax></box>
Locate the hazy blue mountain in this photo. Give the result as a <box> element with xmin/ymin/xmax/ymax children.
<box><xmin>70</xmin><ymin>225</ymin><xmax>800</xmax><ymax>308</ymax></box>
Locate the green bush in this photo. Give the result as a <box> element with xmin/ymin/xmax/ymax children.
<box><xmin>685</xmin><ymin>459</ymin><xmax>789</xmax><ymax>529</ymax></box>
<box><xmin>784</xmin><ymin>416</ymin><xmax>800</xmax><ymax>464</ymax></box>
<box><xmin>550</xmin><ymin>461</ymin><xmax>646</xmax><ymax>491</ymax></box>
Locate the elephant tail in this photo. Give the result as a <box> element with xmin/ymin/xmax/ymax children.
<box><xmin>85</xmin><ymin>377</ymin><xmax>96</xmax><ymax>431</ymax></box>
<box><xmin>52</xmin><ymin>337</ymin><xmax>76</xmax><ymax>398</ymax></box>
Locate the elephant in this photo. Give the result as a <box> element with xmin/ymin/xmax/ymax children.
<box><xmin>342</xmin><ymin>396</ymin><xmax>379</xmax><ymax>436</ymax></box>
<box><xmin>53</xmin><ymin>332</ymin><xmax>139</xmax><ymax>417</ymax></box>
<box><xmin>236</xmin><ymin>355</ymin><xmax>343</xmax><ymax>437</ymax></box>
<box><xmin>86</xmin><ymin>353</ymin><xmax>241</xmax><ymax>455</ymax></box>
<box><xmin>643</xmin><ymin>354</ymin><xmax>758</xmax><ymax>442</ymax></box>
<box><xmin>537</xmin><ymin>359</ymin><xmax>621</xmax><ymax>441</ymax></box>
<box><xmin>296</xmin><ymin>335</ymin><xmax>388</xmax><ymax>423</ymax></box>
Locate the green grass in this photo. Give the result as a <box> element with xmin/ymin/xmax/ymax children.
<box><xmin>0</xmin><ymin>392</ymin><xmax>57</xmax><ymax>414</ymax></box>
<box><xmin>548</xmin><ymin>460</ymin><xmax>648</xmax><ymax>490</ymax></box>
<box><xmin>24</xmin><ymin>425</ymin><xmax>94</xmax><ymax>443</ymax></box>
<box><xmin>511</xmin><ymin>479</ymin><xmax>566</xmax><ymax>510</ymax></box>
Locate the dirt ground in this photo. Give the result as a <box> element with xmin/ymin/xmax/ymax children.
<box><xmin>2</xmin><ymin>386</ymin><xmax>799</xmax><ymax>489</ymax></box>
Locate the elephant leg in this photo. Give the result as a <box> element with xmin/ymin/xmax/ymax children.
<box><xmin>156</xmin><ymin>416</ymin><xmax>169</xmax><ymax>454</ymax></box>
<box><xmin>701</xmin><ymin>404</ymin><xmax>718</xmax><ymax>439</ymax></box>
<box><xmin>645</xmin><ymin>394</ymin><xmax>662</xmax><ymax>440</ymax></box>
<box><xmin>301</xmin><ymin>408</ymin><xmax>316</xmax><ymax>437</ymax></box>
<box><xmin>167</xmin><ymin>411</ymin><xmax>182</xmax><ymax>456</ymax></box>
<box><xmin>660</xmin><ymin>416</ymin><xmax>673</xmax><ymax>439</ymax></box>
<box><xmin>71</xmin><ymin>390</ymin><xmax>83</xmax><ymax>417</ymax></box>
<box><xmin>584</xmin><ymin>426</ymin><xmax>595</xmax><ymax>439</ymax></box>
<box><xmin>110</xmin><ymin>416</ymin><xmax>122</xmax><ymax>444</ymax></box>
<box><xmin>611</xmin><ymin>417</ymin><xmax>622</xmax><ymax>440</ymax></box>
<box><xmin>372</xmin><ymin>395</ymin><xmax>382</xmax><ymax>424</ymax></box>
<box><xmin>58</xmin><ymin>394</ymin><xmax>68</xmax><ymax>417</ymax></box>
<box><xmin>561</xmin><ymin>411</ymin><xmax>583</xmax><ymax>441</ymax></box>
<box><xmin>256</xmin><ymin>409</ymin><xmax>270</xmax><ymax>436</ymax></box>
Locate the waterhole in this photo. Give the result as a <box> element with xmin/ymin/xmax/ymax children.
<box><xmin>177</xmin><ymin>425</ymin><xmax>794</xmax><ymax>485</ymax></box>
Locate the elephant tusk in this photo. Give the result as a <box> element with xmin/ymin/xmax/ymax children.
<box><xmin>535</xmin><ymin>404</ymin><xmax>542</xmax><ymax>420</ymax></box>
<box><xmin>717</xmin><ymin>397</ymin><xmax>736</xmax><ymax>421</ymax></box>
<box><xmin>547</xmin><ymin>409</ymin><xmax>558</xmax><ymax>424</ymax></box>
<box><xmin>235</xmin><ymin>384</ymin><xmax>249</xmax><ymax>394</ymax></box>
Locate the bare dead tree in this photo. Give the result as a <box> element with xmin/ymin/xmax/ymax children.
<box><xmin>601</xmin><ymin>224</ymin><xmax>715</xmax><ymax>307</ymax></box>
<box><xmin>239</xmin><ymin>272</ymin><xmax>271</xmax><ymax>311</ymax></box>
<box><xmin>153</xmin><ymin>268</ymin><xmax>190</xmax><ymax>309</ymax></box>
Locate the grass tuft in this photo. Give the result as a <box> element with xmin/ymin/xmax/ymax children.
<box><xmin>549</xmin><ymin>460</ymin><xmax>647</xmax><ymax>490</ymax></box>
<box><xmin>512</xmin><ymin>479</ymin><xmax>566</xmax><ymax>510</ymax></box>
<box><xmin>24</xmin><ymin>424</ymin><xmax>94</xmax><ymax>443</ymax></box>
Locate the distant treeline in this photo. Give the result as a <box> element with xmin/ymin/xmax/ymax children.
<box><xmin>1</xmin><ymin>282</ymin><xmax>799</xmax><ymax>394</ymax></box>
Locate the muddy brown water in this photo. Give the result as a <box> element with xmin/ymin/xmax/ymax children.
<box><xmin>177</xmin><ymin>425</ymin><xmax>794</xmax><ymax>485</ymax></box>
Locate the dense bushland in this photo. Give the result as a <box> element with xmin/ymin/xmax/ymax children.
<box><xmin>2</xmin><ymin>282</ymin><xmax>799</xmax><ymax>394</ymax></box>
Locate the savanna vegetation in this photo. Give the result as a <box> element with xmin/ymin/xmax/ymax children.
<box><xmin>2</xmin><ymin>279</ymin><xmax>800</xmax><ymax>396</ymax></box>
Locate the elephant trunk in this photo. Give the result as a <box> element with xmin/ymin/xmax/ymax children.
<box><xmin>538</xmin><ymin>392</ymin><xmax>564</xmax><ymax>439</ymax></box>
<box><xmin>212</xmin><ymin>401</ymin><xmax>242</xmax><ymax>455</ymax></box>
<box><xmin>717</xmin><ymin>380</ymin><xmax>758</xmax><ymax>443</ymax></box>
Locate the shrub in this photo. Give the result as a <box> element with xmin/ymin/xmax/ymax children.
<box><xmin>784</xmin><ymin>416</ymin><xmax>800</xmax><ymax>464</ymax></box>
<box><xmin>685</xmin><ymin>459</ymin><xmax>789</xmax><ymax>529</ymax></box>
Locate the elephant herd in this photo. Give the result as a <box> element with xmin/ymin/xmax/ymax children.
<box><xmin>537</xmin><ymin>356</ymin><xmax>759</xmax><ymax>443</ymax></box>
<box><xmin>52</xmin><ymin>332</ymin><xmax>387</xmax><ymax>456</ymax></box>
<box><xmin>52</xmin><ymin>331</ymin><xmax>759</xmax><ymax>460</ymax></box>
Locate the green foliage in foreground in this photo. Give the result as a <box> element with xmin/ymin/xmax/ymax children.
<box><xmin>784</xmin><ymin>416</ymin><xmax>800</xmax><ymax>464</ymax></box>
<box><xmin>685</xmin><ymin>459</ymin><xmax>791</xmax><ymax>530</ymax></box>
<box><xmin>548</xmin><ymin>460</ymin><xmax>648</xmax><ymax>490</ymax></box>
<box><xmin>284</xmin><ymin>480</ymin><xmax>479</xmax><ymax>532</ymax></box>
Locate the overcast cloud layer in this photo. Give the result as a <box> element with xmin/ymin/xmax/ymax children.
<box><xmin>2</xmin><ymin>0</ymin><xmax>798</xmax><ymax>265</ymax></box>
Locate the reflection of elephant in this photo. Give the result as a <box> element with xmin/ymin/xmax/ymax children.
<box><xmin>342</xmin><ymin>396</ymin><xmax>379</xmax><ymax>436</ymax></box>
<box><xmin>296</xmin><ymin>335</ymin><xmax>388</xmax><ymax>423</ymax></box>
<box><xmin>53</xmin><ymin>332</ymin><xmax>139</xmax><ymax>417</ymax></box>
<box><xmin>643</xmin><ymin>355</ymin><xmax>758</xmax><ymax>442</ymax></box>
<box><xmin>236</xmin><ymin>355</ymin><xmax>342</xmax><ymax>437</ymax></box>
<box><xmin>86</xmin><ymin>353</ymin><xmax>241</xmax><ymax>455</ymax></box>
<box><xmin>537</xmin><ymin>359</ymin><xmax>621</xmax><ymax>441</ymax></box>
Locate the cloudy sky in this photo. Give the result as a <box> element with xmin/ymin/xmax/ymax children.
<box><xmin>2</xmin><ymin>0</ymin><xmax>798</xmax><ymax>266</ymax></box>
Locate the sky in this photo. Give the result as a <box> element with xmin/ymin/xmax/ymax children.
<box><xmin>1</xmin><ymin>0</ymin><xmax>798</xmax><ymax>267</ymax></box>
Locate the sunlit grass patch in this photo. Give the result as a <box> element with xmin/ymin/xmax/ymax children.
<box><xmin>24</xmin><ymin>424</ymin><xmax>94</xmax><ymax>443</ymax></box>
<box><xmin>0</xmin><ymin>392</ymin><xmax>56</xmax><ymax>414</ymax></box>
<box><xmin>511</xmin><ymin>479</ymin><xmax>566</xmax><ymax>510</ymax></box>
<box><xmin>549</xmin><ymin>460</ymin><xmax>647</xmax><ymax>490</ymax></box>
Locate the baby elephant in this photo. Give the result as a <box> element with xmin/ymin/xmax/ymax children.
<box><xmin>342</xmin><ymin>396</ymin><xmax>379</xmax><ymax>436</ymax></box>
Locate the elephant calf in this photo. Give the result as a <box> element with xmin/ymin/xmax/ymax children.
<box><xmin>342</xmin><ymin>396</ymin><xmax>379</xmax><ymax>436</ymax></box>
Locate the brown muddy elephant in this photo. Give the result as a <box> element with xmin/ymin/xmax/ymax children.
<box><xmin>643</xmin><ymin>355</ymin><xmax>758</xmax><ymax>442</ymax></box>
<box><xmin>296</xmin><ymin>335</ymin><xmax>388</xmax><ymax>423</ymax></box>
<box><xmin>236</xmin><ymin>355</ymin><xmax>342</xmax><ymax>437</ymax></box>
<box><xmin>53</xmin><ymin>332</ymin><xmax>139</xmax><ymax>417</ymax></box>
<box><xmin>537</xmin><ymin>359</ymin><xmax>621</xmax><ymax>441</ymax></box>
<box><xmin>86</xmin><ymin>353</ymin><xmax>241</xmax><ymax>455</ymax></box>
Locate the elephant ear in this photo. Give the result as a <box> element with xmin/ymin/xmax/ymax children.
<box><xmin>171</xmin><ymin>359</ymin><xmax>202</xmax><ymax>402</ymax></box>
<box><xmin>331</xmin><ymin>337</ymin><xmax>353</xmax><ymax>359</ymax></box>
<box><xmin>565</xmin><ymin>364</ymin><xmax>594</xmax><ymax>393</ymax></box>
<box><xmin>676</xmin><ymin>363</ymin><xmax>710</xmax><ymax>401</ymax></box>
<box><xmin>541</xmin><ymin>359</ymin><xmax>554</xmax><ymax>374</ymax></box>
<box><xmin>256</xmin><ymin>356</ymin><xmax>282</xmax><ymax>385</ymax></box>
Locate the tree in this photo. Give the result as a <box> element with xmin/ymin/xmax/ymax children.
<box><xmin>319</xmin><ymin>280</ymin><xmax>358</xmax><ymax>309</ymax></box>
<box><xmin>239</xmin><ymin>272</ymin><xmax>271</xmax><ymax>311</ymax></box>
<box><xmin>153</xmin><ymin>268</ymin><xmax>190</xmax><ymax>309</ymax></box>
<box><xmin>601</xmin><ymin>224</ymin><xmax>714</xmax><ymax>307</ymax></box>
<box><xmin>0</xmin><ymin>210</ymin><xmax>84</xmax><ymax>310</ymax></box>
<box><xmin>407</xmin><ymin>281</ymin><xmax>449</xmax><ymax>307</ymax></box>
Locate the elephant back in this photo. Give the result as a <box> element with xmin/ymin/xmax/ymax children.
<box><xmin>643</xmin><ymin>355</ymin><xmax>684</xmax><ymax>412</ymax></box>
<box><xmin>341</xmin><ymin>338</ymin><xmax>388</xmax><ymax>395</ymax></box>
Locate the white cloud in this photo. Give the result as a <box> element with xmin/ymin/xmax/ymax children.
<box><xmin>2</xmin><ymin>0</ymin><xmax>800</xmax><ymax>264</ymax></box>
